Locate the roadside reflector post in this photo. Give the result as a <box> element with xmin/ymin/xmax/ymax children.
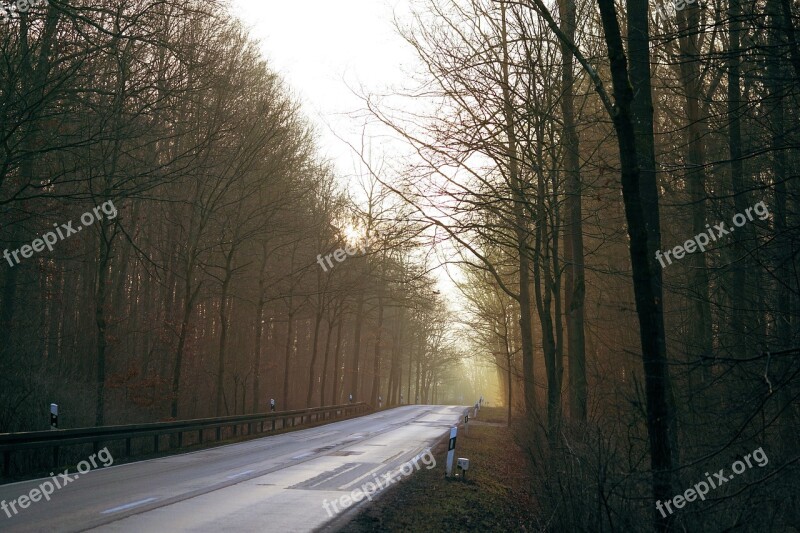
<box><xmin>474</xmin><ymin>402</ymin><xmax>478</xmax><ymax>419</ymax></box>
<box><xmin>463</xmin><ymin>410</ymin><xmax>469</xmax><ymax>436</ymax></box>
<box><xmin>446</xmin><ymin>426</ymin><xmax>457</xmax><ymax>476</ymax></box>
<box><xmin>50</xmin><ymin>403</ymin><xmax>58</xmax><ymax>429</ymax></box>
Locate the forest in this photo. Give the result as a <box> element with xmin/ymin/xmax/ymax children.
<box><xmin>1</xmin><ymin>0</ymin><xmax>799</xmax><ymax>531</ymax></box>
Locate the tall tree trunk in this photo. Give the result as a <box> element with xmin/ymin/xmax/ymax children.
<box><xmin>331</xmin><ymin>317</ymin><xmax>344</xmax><ymax>405</ymax></box>
<box><xmin>319</xmin><ymin>318</ymin><xmax>334</xmax><ymax>407</ymax></box>
<box><xmin>282</xmin><ymin>311</ymin><xmax>295</xmax><ymax>409</ymax></box>
<box><xmin>251</xmin><ymin>290</ymin><xmax>266</xmax><ymax>412</ymax></box>
<box><xmin>501</xmin><ymin>1</ymin><xmax>536</xmax><ymax>417</ymax></box>
<box><xmin>370</xmin><ymin>297</ymin><xmax>384</xmax><ymax>405</ymax></box>
<box><xmin>728</xmin><ymin>0</ymin><xmax>749</xmax><ymax>360</ymax></box>
<box><xmin>415</xmin><ymin>355</ymin><xmax>422</xmax><ymax>403</ymax></box>
<box><xmin>596</xmin><ymin>0</ymin><xmax>676</xmax><ymax>529</ymax></box>
<box><xmin>766</xmin><ymin>0</ymin><xmax>790</xmax><ymax>349</ymax></box>
<box><xmin>349</xmin><ymin>291</ymin><xmax>365</xmax><ymax>401</ymax></box>
<box><xmin>251</xmin><ymin>244</ymin><xmax>270</xmax><ymax>412</ymax></box>
<box><xmin>171</xmin><ymin>259</ymin><xmax>201</xmax><ymax>419</ymax></box>
<box><xmin>94</xmin><ymin>231</ymin><xmax>111</xmax><ymax>426</ymax></box>
<box><xmin>533</xmin><ymin>167</ymin><xmax>560</xmax><ymax>438</ymax></box>
<box><xmin>216</xmin><ymin>249</ymin><xmax>235</xmax><ymax>416</ymax></box>
<box><xmin>406</xmin><ymin>332</ymin><xmax>416</xmax><ymax>403</ymax></box>
<box><xmin>558</xmin><ymin>0</ymin><xmax>587</xmax><ymax>422</ymax></box>
<box><xmin>767</xmin><ymin>0</ymin><xmax>796</xmax><ymax>451</ymax></box>
<box><xmin>306</xmin><ymin>311</ymin><xmax>324</xmax><ymax>407</ymax></box>
<box><xmin>678</xmin><ymin>1</ymin><xmax>714</xmax><ymax>409</ymax></box>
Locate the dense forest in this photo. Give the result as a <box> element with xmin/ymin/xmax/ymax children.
<box><xmin>0</xmin><ymin>0</ymin><xmax>468</xmax><ymax>435</ymax></box>
<box><xmin>1</xmin><ymin>0</ymin><xmax>799</xmax><ymax>531</ymax></box>
<box><xmin>362</xmin><ymin>0</ymin><xmax>800</xmax><ymax>530</ymax></box>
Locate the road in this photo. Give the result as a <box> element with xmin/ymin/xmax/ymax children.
<box><xmin>0</xmin><ymin>405</ymin><xmax>463</xmax><ymax>532</ymax></box>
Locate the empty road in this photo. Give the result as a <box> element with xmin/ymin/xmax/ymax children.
<box><xmin>0</xmin><ymin>405</ymin><xmax>463</xmax><ymax>532</ymax></box>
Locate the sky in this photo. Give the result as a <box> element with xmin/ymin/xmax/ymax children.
<box><xmin>228</xmin><ymin>0</ymin><xmax>420</xmax><ymax>178</ymax></box>
<box><xmin>227</xmin><ymin>0</ymin><xmax>467</xmax><ymax>311</ymax></box>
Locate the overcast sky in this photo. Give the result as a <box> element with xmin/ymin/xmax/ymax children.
<box><xmin>227</xmin><ymin>0</ymin><xmax>465</xmax><ymax>306</ymax></box>
<box><xmin>229</xmin><ymin>0</ymin><xmax>419</xmax><ymax>178</ymax></box>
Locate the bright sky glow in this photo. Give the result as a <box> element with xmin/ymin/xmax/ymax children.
<box><xmin>228</xmin><ymin>0</ymin><xmax>465</xmax><ymax>308</ymax></box>
<box><xmin>229</xmin><ymin>0</ymin><xmax>419</xmax><ymax>178</ymax></box>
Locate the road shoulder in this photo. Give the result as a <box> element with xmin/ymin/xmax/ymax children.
<box><xmin>333</xmin><ymin>407</ymin><xmax>536</xmax><ymax>532</ymax></box>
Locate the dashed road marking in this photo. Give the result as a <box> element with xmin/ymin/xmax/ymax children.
<box><xmin>100</xmin><ymin>497</ymin><xmax>157</xmax><ymax>514</ymax></box>
<box><xmin>226</xmin><ymin>470</ymin><xmax>255</xmax><ymax>479</ymax></box>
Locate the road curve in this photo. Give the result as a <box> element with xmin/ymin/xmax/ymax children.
<box><xmin>0</xmin><ymin>405</ymin><xmax>463</xmax><ymax>532</ymax></box>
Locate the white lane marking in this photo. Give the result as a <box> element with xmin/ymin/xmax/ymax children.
<box><xmin>291</xmin><ymin>452</ymin><xmax>314</xmax><ymax>459</ymax></box>
<box><xmin>309</xmin><ymin>463</ymin><xmax>361</xmax><ymax>488</ymax></box>
<box><xmin>309</xmin><ymin>431</ymin><xmax>338</xmax><ymax>440</ymax></box>
<box><xmin>100</xmin><ymin>497</ymin><xmax>158</xmax><ymax>514</ymax></box>
<box><xmin>226</xmin><ymin>469</ymin><xmax>255</xmax><ymax>479</ymax></box>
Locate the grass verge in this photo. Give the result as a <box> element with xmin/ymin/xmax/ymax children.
<box><xmin>339</xmin><ymin>406</ymin><xmax>535</xmax><ymax>532</ymax></box>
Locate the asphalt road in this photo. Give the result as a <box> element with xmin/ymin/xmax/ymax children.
<box><xmin>0</xmin><ymin>405</ymin><xmax>463</xmax><ymax>532</ymax></box>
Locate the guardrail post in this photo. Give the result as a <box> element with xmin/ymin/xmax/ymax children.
<box><xmin>3</xmin><ymin>450</ymin><xmax>9</xmax><ymax>477</ymax></box>
<box><xmin>153</xmin><ymin>434</ymin><xmax>159</xmax><ymax>453</ymax></box>
<box><xmin>53</xmin><ymin>446</ymin><xmax>59</xmax><ymax>469</ymax></box>
<box><xmin>178</xmin><ymin>431</ymin><xmax>183</xmax><ymax>448</ymax></box>
<box><xmin>216</xmin><ymin>427</ymin><xmax>221</xmax><ymax>441</ymax></box>
<box><xmin>199</xmin><ymin>429</ymin><xmax>203</xmax><ymax>444</ymax></box>
<box><xmin>126</xmin><ymin>438</ymin><xmax>132</xmax><ymax>456</ymax></box>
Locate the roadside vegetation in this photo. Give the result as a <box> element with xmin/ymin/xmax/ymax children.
<box><xmin>342</xmin><ymin>407</ymin><xmax>536</xmax><ymax>532</ymax></box>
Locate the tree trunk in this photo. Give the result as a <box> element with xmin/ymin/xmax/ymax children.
<box><xmin>349</xmin><ymin>291</ymin><xmax>365</xmax><ymax>401</ymax></box>
<box><xmin>370</xmin><ymin>297</ymin><xmax>384</xmax><ymax>405</ymax></box>
<box><xmin>319</xmin><ymin>318</ymin><xmax>334</xmax><ymax>407</ymax></box>
<box><xmin>216</xmin><ymin>250</ymin><xmax>235</xmax><ymax>416</ymax></box>
<box><xmin>94</xmin><ymin>231</ymin><xmax>111</xmax><ymax>426</ymax></box>
<box><xmin>596</xmin><ymin>0</ymin><xmax>676</xmax><ymax>529</ymax></box>
<box><xmin>306</xmin><ymin>311</ymin><xmax>324</xmax><ymax>407</ymax></box>
<box><xmin>558</xmin><ymin>0</ymin><xmax>587</xmax><ymax>422</ymax></box>
<box><xmin>282</xmin><ymin>312</ymin><xmax>295</xmax><ymax>409</ymax></box>
<box><xmin>677</xmin><ymin>1</ymin><xmax>714</xmax><ymax>408</ymax></box>
<box><xmin>500</xmin><ymin>1</ymin><xmax>536</xmax><ymax>417</ymax></box>
<box><xmin>728</xmin><ymin>0</ymin><xmax>749</xmax><ymax>360</ymax></box>
<box><xmin>331</xmin><ymin>318</ymin><xmax>344</xmax><ymax>405</ymax></box>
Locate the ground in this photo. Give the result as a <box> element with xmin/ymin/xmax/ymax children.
<box><xmin>340</xmin><ymin>406</ymin><xmax>536</xmax><ymax>532</ymax></box>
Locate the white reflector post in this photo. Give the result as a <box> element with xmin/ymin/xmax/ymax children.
<box><xmin>445</xmin><ymin>426</ymin><xmax>457</xmax><ymax>476</ymax></box>
<box><xmin>50</xmin><ymin>403</ymin><xmax>58</xmax><ymax>429</ymax></box>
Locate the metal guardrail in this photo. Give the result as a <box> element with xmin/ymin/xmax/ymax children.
<box><xmin>0</xmin><ymin>402</ymin><xmax>369</xmax><ymax>478</ymax></box>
